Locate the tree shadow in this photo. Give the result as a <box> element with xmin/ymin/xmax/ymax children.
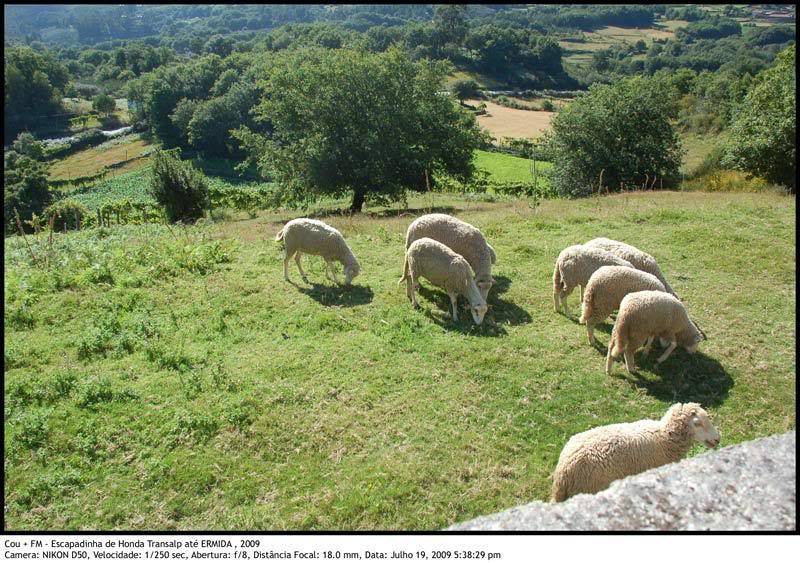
<box><xmin>297</xmin><ymin>283</ymin><xmax>374</xmax><ymax>307</ymax></box>
<box><xmin>608</xmin><ymin>349</ymin><xmax>733</xmax><ymax>408</ymax></box>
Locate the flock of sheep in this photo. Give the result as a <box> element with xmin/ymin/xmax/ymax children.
<box><xmin>274</xmin><ymin>214</ymin><xmax>721</xmax><ymax>503</ymax></box>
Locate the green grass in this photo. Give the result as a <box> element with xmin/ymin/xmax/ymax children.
<box><xmin>680</xmin><ymin>131</ymin><xmax>729</xmax><ymax>175</ymax></box>
<box><xmin>4</xmin><ymin>190</ymin><xmax>796</xmax><ymax>530</ymax></box>
<box><xmin>474</xmin><ymin>149</ymin><xmax>553</xmax><ymax>185</ymax></box>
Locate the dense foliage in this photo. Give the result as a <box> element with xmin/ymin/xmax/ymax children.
<box><xmin>148</xmin><ymin>150</ymin><xmax>211</xmax><ymax>222</ymax></box>
<box><xmin>4</xmin><ymin>150</ymin><xmax>53</xmax><ymax>233</ymax></box>
<box><xmin>723</xmin><ymin>47</ymin><xmax>796</xmax><ymax>192</ymax></box>
<box><xmin>4</xmin><ymin>46</ymin><xmax>70</xmax><ymax>139</ymax></box>
<box><xmin>236</xmin><ymin>47</ymin><xmax>487</xmax><ymax>212</ymax></box>
<box><xmin>548</xmin><ymin>76</ymin><xmax>683</xmax><ymax>197</ymax></box>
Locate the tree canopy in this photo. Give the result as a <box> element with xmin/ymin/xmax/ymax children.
<box><xmin>235</xmin><ymin>46</ymin><xmax>487</xmax><ymax>211</ymax></box>
<box><xmin>723</xmin><ymin>46</ymin><xmax>796</xmax><ymax>191</ymax></box>
<box><xmin>548</xmin><ymin>76</ymin><xmax>683</xmax><ymax>197</ymax></box>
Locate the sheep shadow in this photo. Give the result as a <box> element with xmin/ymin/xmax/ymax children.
<box><xmin>297</xmin><ymin>283</ymin><xmax>374</xmax><ymax>307</ymax></box>
<box><xmin>609</xmin><ymin>349</ymin><xmax>733</xmax><ymax>407</ymax></box>
<box><xmin>416</xmin><ymin>285</ymin><xmax>507</xmax><ymax>337</ymax></box>
<box><xmin>486</xmin><ymin>275</ymin><xmax>532</xmax><ymax>327</ymax></box>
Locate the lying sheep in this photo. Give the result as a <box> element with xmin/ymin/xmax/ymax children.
<box><xmin>405</xmin><ymin>213</ymin><xmax>496</xmax><ymax>301</ymax></box>
<box><xmin>605</xmin><ymin>290</ymin><xmax>704</xmax><ymax>375</ymax></box>
<box><xmin>580</xmin><ymin>266</ymin><xmax>667</xmax><ymax>346</ymax></box>
<box><xmin>399</xmin><ymin>237</ymin><xmax>488</xmax><ymax>325</ymax></box>
<box><xmin>275</xmin><ymin>218</ymin><xmax>360</xmax><ymax>285</ymax></box>
<box><xmin>585</xmin><ymin>237</ymin><xmax>677</xmax><ymax>297</ymax></box>
<box><xmin>551</xmin><ymin>402</ymin><xmax>720</xmax><ymax>502</ymax></box>
<box><xmin>553</xmin><ymin>245</ymin><xmax>634</xmax><ymax>318</ymax></box>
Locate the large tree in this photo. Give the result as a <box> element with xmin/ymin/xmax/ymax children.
<box><xmin>548</xmin><ymin>76</ymin><xmax>683</xmax><ymax>197</ymax></box>
<box><xmin>235</xmin><ymin>46</ymin><xmax>486</xmax><ymax>212</ymax></box>
<box><xmin>723</xmin><ymin>46</ymin><xmax>796</xmax><ymax>192</ymax></box>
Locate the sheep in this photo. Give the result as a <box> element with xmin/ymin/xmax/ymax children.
<box><xmin>605</xmin><ymin>290</ymin><xmax>704</xmax><ymax>375</ymax></box>
<box><xmin>275</xmin><ymin>218</ymin><xmax>360</xmax><ymax>285</ymax></box>
<box><xmin>585</xmin><ymin>237</ymin><xmax>677</xmax><ymax>297</ymax></box>
<box><xmin>580</xmin><ymin>266</ymin><xmax>667</xmax><ymax>346</ymax></box>
<box><xmin>551</xmin><ymin>402</ymin><xmax>721</xmax><ymax>502</ymax></box>
<box><xmin>552</xmin><ymin>245</ymin><xmax>634</xmax><ymax>318</ymax></box>
<box><xmin>405</xmin><ymin>213</ymin><xmax>496</xmax><ymax>301</ymax></box>
<box><xmin>399</xmin><ymin>237</ymin><xmax>488</xmax><ymax>325</ymax></box>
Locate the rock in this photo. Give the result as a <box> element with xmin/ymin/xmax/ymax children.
<box><xmin>448</xmin><ymin>431</ymin><xmax>795</xmax><ymax>531</ymax></box>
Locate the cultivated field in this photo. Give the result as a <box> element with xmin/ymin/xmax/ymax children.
<box><xmin>4</xmin><ymin>190</ymin><xmax>795</xmax><ymax>530</ymax></box>
<box><xmin>49</xmin><ymin>134</ymin><xmax>153</xmax><ymax>182</ymax></box>
<box><xmin>469</xmin><ymin>100</ymin><xmax>555</xmax><ymax>140</ymax></box>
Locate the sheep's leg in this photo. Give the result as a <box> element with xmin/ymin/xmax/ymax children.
<box><xmin>449</xmin><ymin>293</ymin><xmax>459</xmax><ymax>322</ymax></box>
<box><xmin>294</xmin><ymin>253</ymin><xmax>309</xmax><ymax>283</ymax></box>
<box><xmin>605</xmin><ymin>342</ymin><xmax>616</xmax><ymax>375</ymax></box>
<box><xmin>623</xmin><ymin>348</ymin><xmax>636</xmax><ymax>374</ymax></box>
<box><xmin>325</xmin><ymin>259</ymin><xmax>340</xmax><ymax>284</ymax></box>
<box><xmin>579</xmin><ymin>285</ymin><xmax>583</xmax><ymax>304</ymax></box>
<box><xmin>283</xmin><ymin>253</ymin><xmax>292</xmax><ymax>282</ymax></box>
<box><xmin>561</xmin><ymin>293</ymin><xmax>571</xmax><ymax>318</ymax></box>
<box><xmin>553</xmin><ymin>287</ymin><xmax>560</xmax><ymax>313</ymax></box>
<box><xmin>643</xmin><ymin>336</ymin><xmax>654</xmax><ymax>355</ymax></box>
<box><xmin>409</xmin><ymin>276</ymin><xmax>420</xmax><ymax>309</ymax></box>
<box><xmin>586</xmin><ymin>323</ymin><xmax>596</xmax><ymax>345</ymax></box>
<box><xmin>656</xmin><ymin>341</ymin><xmax>677</xmax><ymax>364</ymax></box>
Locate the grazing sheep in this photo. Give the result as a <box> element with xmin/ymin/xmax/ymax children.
<box><xmin>405</xmin><ymin>213</ymin><xmax>496</xmax><ymax>301</ymax></box>
<box><xmin>399</xmin><ymin>237</ymin><xmax>488</xmax><ymax>325</ymax></box>
<box><xmin>605</xmin><ymin>290</ymin><xmax>703</xmax><ymax>375</ymax></box>
<box><xmin>580</xmin><ymin>266</ymin><xmax>667</xmax><ymax>346</ymax></box>
<box><xmin>585</xmin><ymin>237</ymin><xmax>677</xmax><ymax>297</ymax></box>
<box><xmin>275</xmin><ymin>218</ymin><xmax>360</xmax><ymax>285</ymax></box>
<box><xmin>551</xmin><ymin>402</ymin><xmax>721</xmax><ymax>502</ymax></box>
<box><xmin>552</xmin><ymin>245</ymin><xmax>634</xmax><ymax>318</ymax></box>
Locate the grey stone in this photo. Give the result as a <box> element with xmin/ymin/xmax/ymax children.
<box><xmin>448</xmin><ymin>431</ymin><xmax>796</xmax><ymax>531</ymax></box>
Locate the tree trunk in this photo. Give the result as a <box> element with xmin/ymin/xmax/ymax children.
<box><xmin>350</xmin><ymin>190</ymin><xmax>366</xmax><ymax>213</ymax></box>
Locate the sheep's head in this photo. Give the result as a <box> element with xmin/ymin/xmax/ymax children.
<box><xmin>476</xmin><ymin>277</ymin><xmax>493</xmax><ymax>301</ymax></box>
<box><xmin>678</xmin><ymin>322</ymin><xmax>704</xmax><ymax>353</ymax></box>
<box><xmin>470</xmin><ymin>302</ymin><xmax>488</xmax><ymax>325</ymax></box>
<box><xmin>686</xmin><ymin>404</ymin><xmax>720</xmax><ymax>449</ymax></box>
<box><xmin>344</xmin><ymin>260</ymin><xmax>361</xmax><ymax>285</ymax></box>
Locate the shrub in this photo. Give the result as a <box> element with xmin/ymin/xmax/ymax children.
<box><xmin>92</xmin><ymin>93</ymin><xmax>117</xmax><ymax>116</ymax></box>
<box><xmin>12</xmin><ymin>132</ymin><xmax>45</xmax><ymax>161</ymax></box>
<box><xmin>148</xmin><ymin>149</ymin><xmax>210</xmax><ymax>222</ymax></box>
<box><xmin>46</xmin><ymin>199</ymin><xmax>89</xmax><ymax>231</ymax></box>
<box><xmin>4</xmin><ymin>151</ymin><xmax>52</xmax><ymax>234</ymax></box>
<box><xmin>548</xmin><ymin>76</ymin><xmax>682</xmax><ymax>197</ymax></box>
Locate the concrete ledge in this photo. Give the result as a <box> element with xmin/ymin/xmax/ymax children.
<box><xmin>448</xmin><ymin>431</ymin><xmax>796</xmax><ymax>531</ymax></box>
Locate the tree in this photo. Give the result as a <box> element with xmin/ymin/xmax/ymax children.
<box><xmin>723</xmin><ymin>47</ymin><xmax>796</xmax><ymax>192</ymax></box>
<box><xmin>548</xmin><ymin>76</ymin><xmax>683</xmax><ymax>197</ymax></box>
<box><xmin>235</xmin><ymin>47</ymin><xmax>486</xmax><ymax>212</ymax></box>
<box><xmin>12</xmin><ymin>132</ymin><xmax>45</xmax><ymax>161</ymax></box>
<box><xmin>451</xmin><ymin>78</ymin><xmax>480</xmax><ymax>105</ymax></box>
<box><xmin>4</xmin><ymin>151</ymin><xmax>52</xmax><ymax>233</ymax></box>
<box><xmin>204</xmin><ymin>34</ymin><xmax>234</xmax><ymax>57</ymax></box>
<box><xmin>148</xmin><ymin>149</ymin><xmax>210</xmax><ymax>222</ymax></box>
<box><xmin>432</xmin><ymin>4</ymin><xmax>468</xmax><ymax>54</ymax></box>
<box><xmin>92</xmin><ymin>93</ymin><xmax>117</xmax><ymax>117</ymax></box>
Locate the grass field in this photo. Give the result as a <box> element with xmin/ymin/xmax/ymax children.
<box><xmin>469</xmin><ymin>100</ymin><xmax>555</xmax><ymax>140</ymax></box>
<box><xmin>473</xmin><ymin>149</ymin><xmax>552</xmax><ymax>185</ymax></box>
<box><xmin>48</xmin><ymin>135</ymin><xmax>153</xmax><ymax>182</ymax></box>
<box><xmin>680</xmin><ymin>131</ymin><xmax>729</xmax><ymax>175</ymax></box>
<box><xmin>4</xmin><ymin>190</ymin><xmax>795</xmax><ymax>530</ymax></box>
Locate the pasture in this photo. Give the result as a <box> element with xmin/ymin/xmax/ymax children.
<box><xmin>4</xmin><ymin>190</ymin><xmax>795</xmax><ymax>530</ymax></box>
<box><xmin>474</xmin><ymin>149</ymin><xmax>552</xmax><ymax>185</ymax></box>
<box><xmin>470</xmin><ymin>100</ymin><xmax>555</xmax><ymax>140</ymax></box>
<box><xmin>49</xmin><ymin>134</ymin><xmax>154</xmax><ymax>182</ymax></box>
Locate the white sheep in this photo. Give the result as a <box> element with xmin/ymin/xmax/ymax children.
<box><xmin>405</xmin><ymin>213</ymin><xmax>496</xmax><ymax>301</ymax></box>
<box><xmin>585</xmin><ymin>237</ymin><xmax>677</xmax><ymax>297</ymax></box>
<box><xmin>605</xmin><ymin>290</ymin><xmax>704</xmax><ymax>375</ymax></box>
<box><xmin>580</xmin><ymin>266</ymin><xmax>667</xmax><ymax>346</ymax></box>
<box><xmin>275</xmin><ymin>218</ymin><xmax>361</xmax><ymax>285</ymax></box>
<box><xmin>552</xmin><ymin>244</ymin><xmax>634</xmax><ymax>318</ymax></box>
<box><xmin>551</xmin><ymin>402</ymin><xmax>720</xmax><ymax>502</ymax></box>
<box><xmin>399</xmin><ymin>237</ymin><xmax>488</xmax><ymax>325</ymax></box>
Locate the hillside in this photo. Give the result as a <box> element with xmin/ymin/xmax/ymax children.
<box><xmin>5</xmin><ymin>190</ymin><xmax>795</xmax><ymax>530</ymax></box>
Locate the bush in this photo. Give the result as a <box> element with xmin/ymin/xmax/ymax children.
<box><xmin>149</xmin><ymin>149</ymin><xmax>210</xmax><ymax>222</ymax></box>
<box><xmin>12</xmin><ymin>132</ymin><xmax>45</xmax><ymax>161</ymax></box>
<box><xmin>548</xmin><ymin>76</ymin><xmax>682</xmax><ymax>197</ymax></box>
<box><xmin>45</xmin><ymin>199</ymin><xmax>89</xmax><ymax>231</ymax></box>
<box><xmin>92</xmin><ymin>93</ymin><xmax>117</xmax><ymax>116</ymax></box>
<box><xmin>4</xmin><ymin>151</ymin><xmax>52</xmax><ymax>234</ymax></box>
